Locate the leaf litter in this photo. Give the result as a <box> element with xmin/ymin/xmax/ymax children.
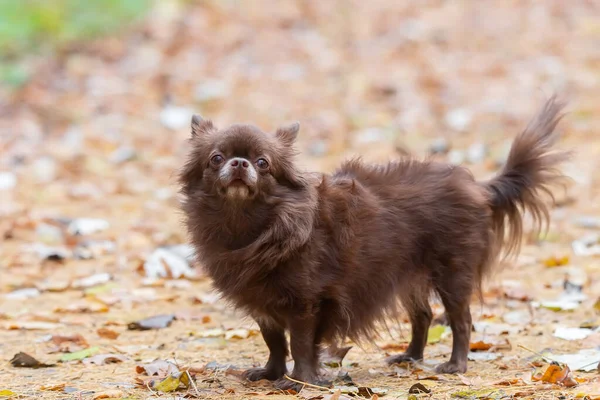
<box><xmin>2</xmin><ymin>0</ymin><xmax>600</xmax><ymax>399</ymax></box>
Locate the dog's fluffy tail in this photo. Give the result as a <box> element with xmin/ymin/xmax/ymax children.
<box><xmin>482</xmin><ymin>96</ymin><xmax>570</xmax><ymax>268</ymax></box>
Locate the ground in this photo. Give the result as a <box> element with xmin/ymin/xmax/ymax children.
<box><xmin>2</xmin><ymin>1</ymin><xmax>600</xmax><ymax>399</ymax></box>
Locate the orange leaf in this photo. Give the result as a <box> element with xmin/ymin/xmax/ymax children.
<box><xmin>470</xmin><ymin>341</ymin><xmax>493</xmax><ymax>351</ymax></box>
<box><xmin>97</xmin><ymin>328</ymin><xmax>119</xmax><ymax>340</ymax></box>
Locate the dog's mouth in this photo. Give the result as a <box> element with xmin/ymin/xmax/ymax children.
<box><xmin>220</xmin><ymin>177</ymin><xmax>257</xmax><ymax>199</ymax></box>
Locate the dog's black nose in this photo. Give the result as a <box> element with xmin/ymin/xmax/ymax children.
<box><xmin>230</xmin><ymin>158</ymin><xmax>249</xmax><ymax>168</ymax></box>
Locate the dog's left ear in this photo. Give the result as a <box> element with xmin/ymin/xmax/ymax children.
<box><xmin>191</xmin><ymin>115</ymin><xmax>214</xmax><ymax>137</ymax></box>
<box><xmin>275</xmin><ymin>122</ymin><xmax>300</xmax><ymax>147</ymax></box>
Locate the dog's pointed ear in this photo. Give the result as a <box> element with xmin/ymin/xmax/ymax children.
<box><xmin>191</xmin><ymin>115</ymin><xmax>214</xmax><ymax>137</ymax></box>
<box><xmin>275</xmin><ymin>122</ymin><xmax>300</xmax><ymax>146</ymax></box>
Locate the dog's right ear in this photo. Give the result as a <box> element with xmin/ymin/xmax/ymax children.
<box><xmin>191</xmin><ymin>115</ymin><xmax>214</xmax><ymax>137</ymax></box>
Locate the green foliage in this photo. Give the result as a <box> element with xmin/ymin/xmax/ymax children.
<box><xmin>0</xmin><ymin>0</ymin><xmax>151</xmax><ymax>54</ymax></box>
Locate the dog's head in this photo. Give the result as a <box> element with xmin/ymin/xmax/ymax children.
<box><xmin>180</xmin><ymin>116</ymin><xmax>305</xmax><ymax>203</ymax></box>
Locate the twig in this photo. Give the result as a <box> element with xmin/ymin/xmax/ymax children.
<box><xmin>517</xmin><ymin>344</ymin><xmax>559</xmax><ymax>363</ymax></box>
<box><xmin>283</xmin><ymin>374</ymin><xmax>330</xmax><ymax>391</ymax></box>
<box><xmin>575</xmin><ymin>359</ymin><xmax>600</xmax><ymax>371</ymax></box>
<box><xmin>187</xmin><ymin>370</ymin><xmax>202</xmax><ymax>398</ymax></box>
<box><xmin>145</xmin><ymin>380</ymin><xmax>159</xmax><ymax>398</ymax></box>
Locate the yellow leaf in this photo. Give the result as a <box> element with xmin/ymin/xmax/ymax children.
<box><xmin>0</xmin><ymin>390</ymin><xmax>16</xmax><ymax>398</ymax></box>
<box><xmin>152</xmin><ymin>371</ymin><xmax>189</xmax><ymax>393</ymax></box>
<box><xmin>427</xmin><ymin>325</ymin><xmax>447</xmax><ymax>344</ymax></box>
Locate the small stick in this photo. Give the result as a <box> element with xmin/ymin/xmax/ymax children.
<box><xmin>517</xmin><ymin>344</ymin><xmax>559</xmax><ymax>363</ymax></box>
<box><xmin>187</xmin><ymin>370</ymin><xmax>202</xmax><ymax>397</ymax></box>
<box><xmin>283</xmin><ymin>374</ymin><xmax>330</xmax><ymax>391</ymax></box>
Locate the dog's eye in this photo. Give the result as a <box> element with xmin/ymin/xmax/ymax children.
<box><xmin>210</xmin><ymin>154</ymin><xmax>224</xmax><ymax>166</ymax></box>
<box><xmin>256</xmin><ymin>158</ymin><xmax>269</xmax><ymax>170</ymax></box>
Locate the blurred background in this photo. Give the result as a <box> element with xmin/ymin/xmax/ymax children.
<box><xmin>2</xmin><ymin>1</ymin><xmax>600</xmax><ymax>396</ymax></box>
<box><xmin>2</xmin><ymin>0</ymin><xmax>599</xmax><ymax>212</ymax></box>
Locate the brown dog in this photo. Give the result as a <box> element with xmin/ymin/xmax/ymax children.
<box><xmin>179</xmin><ymin>97</ymin><xmax>568</xmax><ymax>390</ymax></box>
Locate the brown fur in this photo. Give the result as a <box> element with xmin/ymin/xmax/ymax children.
<box><xmin>178</xmin><ymin>96</ymin><xmax>569</xmax><ymax>390</ymax></box>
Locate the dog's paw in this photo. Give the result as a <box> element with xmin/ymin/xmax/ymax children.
<box><xmin>243</xmin><ymin>367</ymin><xmax>284</xmax><ymax>382</ymax></box>
<box><xmin>434</xmin><ymin>361</ymin><xmax>467</xmax><ymax>374</ymax></box>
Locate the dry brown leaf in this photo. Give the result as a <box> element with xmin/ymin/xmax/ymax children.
<box><xmin>92</xmin><ymin>389</ymin><xmax>123</xmax><ymax>399</ymax></box>
<box><xmin>492</xmin><ymin>378</ymin><xmax>524</xmax><ymax>386</ymax></box>
<box><xmin>51</xmin><ymin>334</ymin><xmax>89</xmax><ymax>347</ymax></box>
<box><xmin>39</xmin><ymin>383</ymin><xmax>66</xmax><ymax>391</ymax></box>
<box><xmin>469</xmin><ymin>341</ymin><xmax>493</xmax><ymax>351</ymax></box>
<box><xmin>97</xmin><ymin>327</ymin><xmax>119</xmax><ymax>339</ymax></box>
<box><xmin>380</xmin><ymin>343</ymin><xmax>409</xmax><ymax>351</ymax></box>
<box><xmin>535</xmin><ymin>362</ymin><xmax>578</xmax><ymax>387</ymax></box>
<box><xmin>82</xmin><ymin>353</ymin><xmax>128</xmax><ymax>366</ymax></box>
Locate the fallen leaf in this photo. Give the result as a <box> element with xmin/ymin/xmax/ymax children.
<box><xmin>452</xmin><ymin>388</ymin><xmax>500</xmax><ymax>398</ymax></box>
<box><xmin>535</xmin><ymin>362</ymin><xmax>578</xmax><ymax>387</ymax></box>
<box><xmin>503</xmin><ymin>287</ymin><xmax>532</xmax><ymax>302</ymax></box>
<box><xmin>54</xmin><ymin>300</ymin><xmax>109</xmax><ymax>313</ymax></box>
<box><xmin>40</xmin><ymin>383</ymin><xmax>66</xmax><ymax>391</ymax></box>
<box><xmin>225</xmin><ymin>328</ymin><xmax>258</xmax><ymax>340</ymax></box>
<box><xmin>136</xmin><ymin>360</ymin><xmax>180</xmax><ymax>376</ymax></box>
<box><xmin>60</xmin><ymin>346</ymin><xmax>100</xmax><ymax>362</ymax></box>
<box><xmin>3</xmin><ymin>321</ymin><xmax>63</xmax><ymax>330</ymax></box>
<box><xmin>128</xmin><ymin>314</ymin><xmax>175</xmax><ymax>330</ymax></box>
<box><xmin>470</xmin><ymin>341</ymin><xmax>493</xmax><ymax>351</ymax></box>
<box><xmin>143</xmin><ymin>247</ymin><xmax>197</xmax><ymax>279</ymax></box>
<box><xmin>542</xmin><ymin>255</ymin><xmax>570</xmax><ymax>267</ymax></box>
<box><xmin>427</xmin><ymin>325</ymin><xmax>448</xmax><ymax>343</ymax></box>
<box><xmin>554</xmin><ymin>327</ymin><xmax>593</xmax><ymax>341</ymax></box>
<box><xmin>72</xmin><ymin>273</ymin><xmax>111</xmax><ymax>289</ymax></box>
<box><xmin>97</xmin><ymin>327</ymin><xmax>120</xmax><ymax>339</ymax></box>
<box><xmin>50</xmin><ymin>334</ymin><xmax>89</xmax><ymax>347</ymax></box>
<box><xmin>357</xmin><ymin>387</ymin><xmax>387</xmax><ymax>397</ymax></box>
<box><xmin>321</xmin><ymin>344</ymin><xmax>353</xmax><ymax>367</ymax></box>
<box><xmin>0</xmin><ymin>390</ymin><xmax>16</xmax><ymax>398</ymax></box>
<box><xmin>82</xmin><ymin>354</ymin><xmax>129</xmax><ymax>366</ymax></box>
<box><xmin>197</xmin><ymin>328</ymin><xmax>225</xmax><ymax>338</ymax></box>
<box><xmin>536</xmin><ymin>299</ymin><xmax>579</xmax><ymax>312</ymax></box>
<box><xmin>10</xmin><ymin>352</ymin><xmax>55</xmax><ymax>368</ymax></box>
<box><xmin>409</xmin><ymin>383</ymin><xmax>431</xmax><ymax>394</ymax></box>
<box><xmin>473</xmin><ymin>322</ymin><xmax>521</xmax><ymax>335</ymax></box>
<box><xmin>546</xmin><ymin>349</ymin><xmax>600</xmax><ymax>372</ymax></box>
<box><xmin>151</xmin><ymin>371</ymin><xmax>190</xmax><ymax>393</ymax></box>
<box><xmin>36</xmin><ymin>280</ymin><xmax>70</xmax><ymax>292</ymax></box>
<box><xmin>67</xmin><ymin>218</ymin><xmax>109</xmax><ymax>236</ymax></box>
<box><xmin>92</xmin><ymin>390</ymin><xmax>124</xmax><ymax>399</ymax></box>
<box><xmin>467</xmin><ymin>352</ymin><xmax>500</xmax><ymax>361</ymax></box>
<box><xmin>329</xmin><ymin>389</ymin><xmax>341</xmax><ymax>400</ymax></box>
<box><xmin>380</xmin><ymin>342</ymin><xmax>408</xmax><ymax>352</ymax></box>
<box><xmin>492</xmin><ymin>378</ymin><xmax>524</xmax><ymax>386</ymax></box>
<box><xmin>5</xmin><ymin>288</ymin><xmax>40</xmax><ymax>300</ymax></box>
